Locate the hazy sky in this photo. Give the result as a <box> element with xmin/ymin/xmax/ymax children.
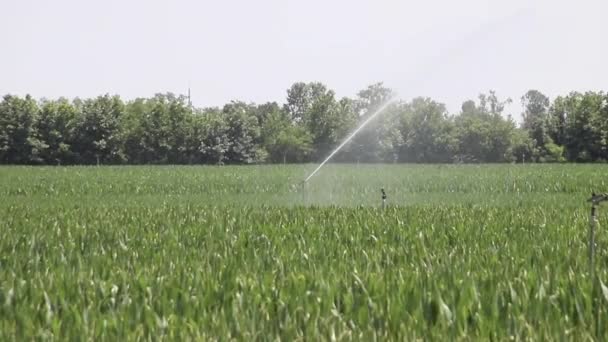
<box><xmin>1</xmin><ymin>0</ymin><xmax>606</xmax><ymax>118</ymax></box>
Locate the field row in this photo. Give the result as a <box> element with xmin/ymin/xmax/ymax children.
<box><xmin>1</xmin><ymin>165</ymin><xmax>608</xmax><ymax>339</ymax></box>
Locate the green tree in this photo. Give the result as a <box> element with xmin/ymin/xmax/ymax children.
<box><xmin>198</xmin><ymin>108</ymin><xmax>230</xmax><ymax>165</ymax></box>
<box><xmin>454</xmin><ymin>92</ymin><xmax>516</xmax><ymax>162</ymax></box>
<box><xmin>122</xmin><ymin>94</ymin><xmax>193</xmax><ymax>164</ymax></box>
<box><xmin>222</xmin><ymin>102</ymin><xmax>265</xmax><ymax>164</ymax></box>
<box><xmin>398</xmin><ymin>97</ymin><xmax>455</xmax><ymax>163</ymax></box>
<box><xmin>273</xmin><ymin>126</ymin><xmax>313</xmax><ymax>164</ymax></box>
<box><xmin>548</xmin><ymin>96</ymin><xmax>569</xmax><ymax>147</ymax></box>
<box><xmin>521</xmin><ymin>90</ymin><xmax>559</xmax><ymax>161</ymax></box>
<box><xmin>260</xmin><ymin>104</ymin><xmax>312</xmax><ymax>163</ymax></box>
<box><xmin>507</xmin><ymin>128</ymin><xmax>535</xmax><ymax>163</ymax></box>
<box><xmin>122</xmin><ymin>97</ymin><xmax>149</xmax><ymax>163</ymax></box>
<box><xmin>600</xmin><ymin>93</ymin><xmax>608</xmax><ymax>160</ymax></box>
<box><xmin>73</xmin><ymin>95</ymin><xmax>125</xmax><ymax>164</ymax></box>
<box><xmin>0</xmin><ymin>95</ymin><xmax>39</xmax><ymax>164</ymax></box>
<box><xmin>284</xmin><ymin>82</ymin><xmax>329</xmax><ymax>124</ymax></box>
<box><xmin>308</xmin><ymin>93</ymin><xmax>357</xmax><ymax>160</ymax></box>
<box><xmin>347</xmin><ymin>83</ymin><xmax>398</xmax><ymax>163</ymax></box>
<box><xmin>34</xmin><ymin>98</ymin><xmax>77</xmax><ymax>164</ymax></box>
<box><xmin>562</xmin><ymin>91</ymin><xmax>605</xmax><ymax>161</ymax></box>
<box><xmin>283</xmin><ymin>82</ymin><xmax>356</xmax><ymax>161</ymax></box>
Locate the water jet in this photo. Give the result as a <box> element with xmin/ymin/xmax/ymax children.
<box><xmin>303</xmin><ymin>96</ymin><xmax>398</xmax><ymax>184</ymax></box>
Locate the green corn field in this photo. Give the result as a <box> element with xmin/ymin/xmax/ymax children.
<box><xmin>1</xmin><ymin>164</ymin><xmax>608</xmax><ymax>340</ymax></box>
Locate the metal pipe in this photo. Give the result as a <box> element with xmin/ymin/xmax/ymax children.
<box><xmin>590</xmin><ymin>203</ymin><xmax>597</xmax><ymax>274</ymax></box>
<box><xmin>587</xmin><ymin>192</ymin><xmax>608</xmax><ymax>275</ymax></box>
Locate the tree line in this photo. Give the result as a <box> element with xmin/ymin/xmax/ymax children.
<box><xmin>0</xmin><ymin>83</ymin><xmax>606</xmax><ymax>165</ymax></box>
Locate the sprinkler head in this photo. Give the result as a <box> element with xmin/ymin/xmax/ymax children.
<box><xmin>588</xmin><ymin>192</ymin><xmax>608</xmax><ymax>205</ymax></box>
<box><xmin>295</xmin><ymin>181</ymin><xmax>307</xmax><ymax>193</ymax></box>
<box><xmin>380</xmin><ymin>188</ymin><xmax>387</xmax><ymax>209</ymax></box>
<box><xmin>291</xmin><ymin>181</ymin><xmax>306</xmax><ymax>192</ymax></box>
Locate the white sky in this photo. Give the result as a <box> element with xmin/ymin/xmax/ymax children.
<box><xmin>1</xmin><ymin>0</ymin><xmax>606</xmax><ymax>118</ymax></box>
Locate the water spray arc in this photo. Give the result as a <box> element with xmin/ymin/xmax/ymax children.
<box><xmin>303</xmin><ymin>97</ymin><xmax>398</xmax><ymax>184</ymax></box>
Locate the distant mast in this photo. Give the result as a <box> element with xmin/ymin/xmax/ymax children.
<box><xmin>187</xmin><ymin>84</ymin><xmax>192</xmax><ymax>111</ymax></box>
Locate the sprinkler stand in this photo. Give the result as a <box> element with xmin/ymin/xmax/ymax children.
<box><xmin>381</xmin><ymin>188</ymin><xmax>387</xmax><ymax>209</ymax></box>
<box><xmin>587</xmin><ymin>192</ymin><xmax>608</xmax><ymax>275</ymax></box>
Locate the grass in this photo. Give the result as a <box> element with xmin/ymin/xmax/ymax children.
<box><xmin>1</xmin><ymin>164</ymin><xmax>607</xmax><ymax>340</ymax></box>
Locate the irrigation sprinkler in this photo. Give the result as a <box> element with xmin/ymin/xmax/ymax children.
<box><xmin>381</xmin><ymin>188</ymin><xmax>387</xmax><ymax>209</ymax></box>
<box><xmin>587</xmin><ymin>192</ymin><xmax>608</xmax><ymax>274</ymax></box>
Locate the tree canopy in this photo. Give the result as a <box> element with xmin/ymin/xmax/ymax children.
<box><xmin>0</xmin><ymin>84</ymin><xmax>606</xmax><ymax>165</ymax></box>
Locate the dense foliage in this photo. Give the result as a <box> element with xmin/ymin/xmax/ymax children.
<box><xmin>1</xmin><ymin>84</ymin><xmax>607</xmax><ymax>165</ymax></box>
<box><xmin>1</xmin><ymin>164</ymin><xmax>608</xmax><ymax>340</ymax></box>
